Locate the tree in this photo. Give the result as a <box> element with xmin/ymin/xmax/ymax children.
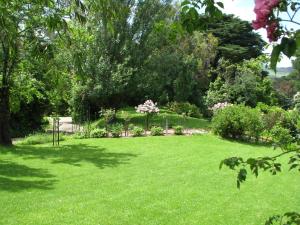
<box><xmin>0</xmin><ymin>0</ymin><xmax>85</xmax><ymax>145</ymax></box>
<box><xmin>204</xmin><ymin>15</ymin><xmax>265</xmax><ymax>63</ymax></box>
<box><xmin>206</xmin><ymin>58</ymin><xmax>278</xmax><ymax>108</ymax></box>
<box><xmin>180</xmin><ymin>0</ymin><xmax>300</xmax><ymax>71</ymax></box>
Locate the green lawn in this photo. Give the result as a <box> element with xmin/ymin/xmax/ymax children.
<box><xmin>92</xmin><ymin>107</ymin><xmax>211</xmax><ymax>130</ymax></box>
<box><xmin>0</xmin><ymin>135</ymin><xmax>299</xmax><ymax>225</ymax></box>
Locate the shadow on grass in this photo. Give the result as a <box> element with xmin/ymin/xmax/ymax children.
<box><xmin>1</xmin><ymin>144</ymin><xmax>137</xmax><ymax>169</ymax></box>
<box><xmin>220</xmin><ymin>137</ymin><xmax>273</xmax><ymax>148</ymax></box>
<box><xmin>0</xmin><ymin>160</ymin><xmax>56</xmax><ymax>192</ymax></box>
<box><xmin>0</xmin><ymin>160</ymin><xmax>54</xmax><ymax>178</ymax></box>
<box><xmin>0</xmin><ymin>144</ymin><xmax>137</xmax><ymax>192</ymax></box>
<box><xmin>0</xmin><ymin>176</ymin><xmax>57</xmax><ymax>192</ymax></box>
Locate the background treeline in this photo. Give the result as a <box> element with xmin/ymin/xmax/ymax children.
<box><xmin>3</xmin><ymin>0</ymin><xmax>298</xmax><ymax>137</ymax></box>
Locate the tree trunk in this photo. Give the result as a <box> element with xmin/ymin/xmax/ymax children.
<box><xmin>0</xmin><ymin>86</ymin><xmax>12</xmax><ymax>146</ymax></box>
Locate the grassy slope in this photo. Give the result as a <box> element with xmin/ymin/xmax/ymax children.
<box><xmin>0</xmin><ymin>135</ymin><xmax>299</xmax><ymax>225</ymax></box>
<box><xmin>92</xmin><ymin>107</ymin><xmax>211</xmax><ymax>130</ymax></box>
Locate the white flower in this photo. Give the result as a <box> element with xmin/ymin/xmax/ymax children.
<box><xmin>210</xmin><ymin>102</ymin><xmax>232</xmax><ymax>112</ymax></box>
<box><xmin>136</xmin><ymin>100</ymin><xmax>159</xmax><ymax>114</ymax></box>
<box><xmin>293</xmin><ymin>92</ymin><xmax>300</xmax><ymax>102</ymax></box>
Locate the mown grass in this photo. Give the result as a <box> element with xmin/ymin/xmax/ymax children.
<box><xmin>0</xmin><ymin>135</ymin><xmax>299</xmax><ymax>225</ymax></box>
<box><xmin>92</xmin><ymin>107</ymin><xmax>211</xmax><ymax>130</ymax></box>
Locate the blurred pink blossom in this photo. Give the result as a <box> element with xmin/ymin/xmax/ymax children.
<box><xmin>252</xmin><ymin>0</ymin><xmax>280</xmax><ymax>41</ymax></box>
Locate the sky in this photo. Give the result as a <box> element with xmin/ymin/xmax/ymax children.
<box><xmin>221</xmin><ymin>0</ymin><xmax>297</xmax><ymax>67</ymax></box>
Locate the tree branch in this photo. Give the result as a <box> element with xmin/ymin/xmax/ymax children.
<box><xmin>280</xmin><ymin>19</ymin><xmax>300</xmax><ymax>26</ymax></box>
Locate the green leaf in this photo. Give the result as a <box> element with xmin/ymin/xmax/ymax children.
<box><xmin>219</xmin><ymin>160</ymin><xmax>224</xmax><ymax>170</ymax></box>
<box><xmin>289</xmin><ymin>164</ymin><xmax>298</xmax><ymax>170</ymax></box>
<box><xmin>295</xmin><ymin>30</ymin><xmax>300</xmax><ymax>48</ymax></box>
<box><xmin>237</xmin><ymin>168</ymin><xmax>247</xmax><ymax>189</ymax></box>
<box><xmin>181</xmin><ymin>0</ymin><xmax>191</xmax><ymax>6</ymax></box>
<box><xmin>281</xmin><ymin>37</ymin><xmax>296</xmax><ymax>58</ymax></box>
<box><xmin>270</xmin><ymin>45</ymin><xmax>282</xmax><ymax>72</ymax></box>
<box><xmin>216</xmin><ymin>2</ymin><xmax>224</xmax><ymax>8</ymax></box>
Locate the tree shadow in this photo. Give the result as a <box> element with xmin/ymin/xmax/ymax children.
<box><xmin>219</xmin><ymin>137</ymin><xmax>273</xmax><ymax>148</ymax></box>
<box><xmin>0</xmin><ymin>144</ymin><xmax>137</xmax><ymax>192</ymax></box>
<box><xmin>2</xmin><ymin>143</ymin><xmax>138</xmax><ymax>169</ymax></box>
<box><xmin>0</xmin><ymin>176</ymin><xmax>56</xmax><ymax>192</ymax></box>
<box><xmin>0</xmin><ymin>160</ymin><xmax>56</xmax><ymax>192</ymax></box>
<box><xmin>0</xmin><ymin>160</ymin><xmax>54</xmax><ymax>178</ymax></box>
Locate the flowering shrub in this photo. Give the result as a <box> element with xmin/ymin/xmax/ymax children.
<box><xmin>252</xmin><ymin>0</ymin><xmax>280</xmax><ymax>41</ymax></box>
<box><xmin>210</xmin><ymin>102</ymin><xmax>233</xmax><ymax>113</ymax></box>
<box><xmin>135</xmin><ymin>100</ymin><xmax>159</xmax><ymax>114</ymax></box>
<box><xmin>136</xmin><ymin>100</ymin><xmax>159</xmax><ymax>130</ymax></box>
<box><xmin>293</xmin><ymin>92</ymin><xmax>300</xmax><ymax>112</ymax></box>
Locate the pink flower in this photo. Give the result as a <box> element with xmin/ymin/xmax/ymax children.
<box><xmin>252</xmin><ymin>0</ymin><xmax>280</xmax><ymax>41</ymax></box>
<box><xmin>252</xmin><ymin>0</ymin><xmax>280</xmax><ymax>35</ymax></box>
<box><xmin>266</xmin><ymin>20</ymin><xmax>279</xmax><ymax>41</ymax></box>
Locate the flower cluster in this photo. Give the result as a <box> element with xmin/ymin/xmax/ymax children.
<box><xmin>135</xmin><ymin>100</ymin><xmax>159</xmax><ymax>114</ymax></box>
<box><xmin>293</xmin><ymin>92</ymin><xmax>300</xmax><ymax>103</ymax></box>
<box><xmin>252</xmin><ymin>0</ymin><xmax>280</xmax><ymax>41</ymax></box>
<box><xmin>293</xmin><ymin>92</ymin><xmax>300</xmax><ymax>110</ymax></box>
<box><xmin>210</xmin><ymin>102</ymin><xmax>232</xmax><ymax>112</ymax></box>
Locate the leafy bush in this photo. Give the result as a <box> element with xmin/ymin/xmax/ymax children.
<box><xmin>258</xmin><ymin>104</ymin><xmax>286</xmax><ymax>130</ymax></box>
<box><xmin>270</xmin><ymin>125</ymin><xmax>294</xmax><ymax>148</ymax></box>
<box><xmin>121</xmin><ymin>111</ymin><xmax>131</xmax><ymax>136</ymax></box>
<box><xmin>212</xmin><ymin>104</ymin><xmax>263</xmax><ymax>140</ymax></box>
<box><xmin>168</xmin><ymin>102</ymin><xmax>202</xmax><ymax>118</ymax></box>
<box><xmin>111</xmin><ymin>123</ymin><xmax>123</xmax><ymax>138</ymax></box>
<box><xmin>257</xmin><ymin>103</ymin><xmax>298</xmax><ymax>138</ymax></box>
<box><xmin>128</xmin><ymin>123</ymin><xmax>135</xmax><ymax>131</ymax></box>
<box><xmin>150</xmin><ymin>126</ymin><xmax>164</xmax><ymax>136</ymax></box>
<box><xmin>132</xmin><ymin>127</ymin><xmax>144</xmax><ymax>137</ymax></box>
<box><xmin>244</xmin><ymin>109</ymin><xmax>264</xmax><ymax>140</ymax></box>
<box><xmin>19</xmin><ymin>133</ymin><xmax>65</xmax><ymax>145</ymax></box>
<box><xmin>100</xmin><ymin>109</ymin><xmax>116</xmax><ymax>129</ymax></box>
<box><xmin>72</xmin><ymin>132</ymin><xmax>87</xmax><ymax>139</ymax></box>
<box><xmin>174</xmin><ymin>126</ymin><xmax>184</xmax><ymax>135</ymax></box>
<box><xmin>90</xmin><ymin>128</ymin><xmax>107</xmax><ymax>138</ymax></box>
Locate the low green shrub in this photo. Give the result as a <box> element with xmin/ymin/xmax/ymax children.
<box><xmin>19</xmin><ymin>133</ymin><xmax>65</xmax><ymax>145</ymax></box>
<box><xmin>90</xmin><ymin>128</ymin><xmax>107</xmax><ymax>138</ymax></box>
<box><xmin>257</xmin><ymin>103</ymin><xmax>299</xmax><ymax>139</ymax></box>
<box><xmin>150</xmin><ymin>126</ymin><xmax>164</xmax><ymax>136</ymax></box>
<box><xmin>212</xmin><ymin>104</ymin><xmax>263</xmax><ymax>140</ymax></box>
<box><xmin>168</xmin><ymin>102</ymin><xmax>202</xmax><ymax>118</ymax></box>
<box><xmin>100</xmin><ymin>108</ymin><xmax>116</xmax><ymax>129</ymax></box>
<box><xmin>111</xmin><ymin>123</ymin><xmax>123</xmax><ymax>138</ymax></box>
<box><xmin>72</xmin><ymin>132</ymin><xmax>86</xmax><ymax>139</ymax></box>
<box><xmin>132</xmin><ymin>127</ymin><xmax>144</xmax><ymax>137</ymax></box>
<box><xmin>269</xmin><ymin>125</ymin><xmax>294</xmax><ymax>148</ymax></box>
<box><xmin>174</xmin><ymin>126</ymin><xmax>184</xmax><ymax>135</ymax></box>
<box><xmin>128</xmin><ymin>123</ymin><xmax>135</xmax><ymax>131</ymax></box>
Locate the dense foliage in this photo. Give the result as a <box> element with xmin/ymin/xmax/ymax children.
<box><xmin>207</xmin><ymin>58</ymin><xmax>278</xmax><ymax>108</ymax></box>
<box><xmin>212</xmin><ymin>105</ymin><xmax>263</xmax><ymax>140</ymax></box>
<box><xmin>0</xmin><ymin>0</ymin><xmax>272</xmax><ymax>142</ymax></box>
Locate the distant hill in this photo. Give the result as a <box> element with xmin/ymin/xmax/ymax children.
<box><xmin>268</xmin><ymin>67</ymin><xmax>294</xmax><ymax>78</ymax></box>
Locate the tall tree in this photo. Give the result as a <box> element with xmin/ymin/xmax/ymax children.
<box><xmin>205</xmin><ymin>15</ymin><xmax>266</xmax><ymax>63</ymax></box>
<box><xmin>0</xmin><ymin>0</ymin><xmax>85</xmax><ymax>145</ymax></box>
